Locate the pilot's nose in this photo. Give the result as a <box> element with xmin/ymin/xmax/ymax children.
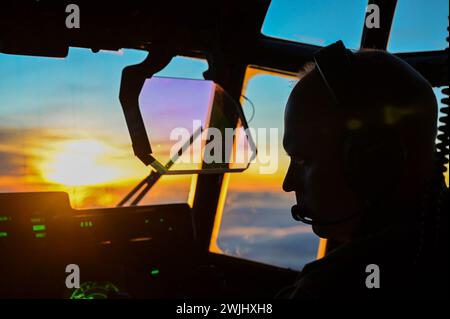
<box><xmin>283</xmin><ymin>162</ymin><xmax>296</xmax><ymax>192</ymax></box>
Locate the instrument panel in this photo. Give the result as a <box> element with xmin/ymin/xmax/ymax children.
<box><xmin>0</xmin><ymin>192</ymin><xmax>196</xmax><ymax>298</ymax></box>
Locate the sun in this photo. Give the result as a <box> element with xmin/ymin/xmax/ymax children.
<box><xmin>41</xmin><ymin>139</ymin><xmax>122</xmax><ymax>186</ymax></box>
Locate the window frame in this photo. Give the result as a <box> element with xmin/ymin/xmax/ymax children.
<box><xmin>208</xmin><ymin>65</ymin><xmax>327</xmax><ymax>267</ymax></box>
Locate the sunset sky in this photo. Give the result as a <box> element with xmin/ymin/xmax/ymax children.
<box><xmin>0</xmin><ymin>0</ymin><xmax>448</xmax><ymax>269</ymax></box>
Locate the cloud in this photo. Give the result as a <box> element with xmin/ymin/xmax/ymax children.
<box><xmin>225</xmin><ymin>191</ymin><xmax>295</xmax><ymax>209</ymax></box>
<box><xmin>0</xmin><ymin>127</ymin><xmax>44</xmax><ymax>176</ymax></box>
<box><xmin>219</xmin><ymin>224</ymin><xmax>313</xmax><ymax>239</ymax></box>
<box><xmin>0</xmin><ymin>151</ymin><xmax>25</xmax><ymax>176</ymax></box>
<box><xmin>215</xmin><ymin>190</ymin><xmax>318</xmax><ymax>269</ymax></box>
<box><xmin>217</xmin><ymin>229</ymin><xmax>319</xmax><ymax>270</ymax></box>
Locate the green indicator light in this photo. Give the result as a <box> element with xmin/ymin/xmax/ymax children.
<box><xmin>0</xmin><ymin>216</ymin><xmax>11</xmax><ymax>222</ymax></box>
<box><xmin>32</xmin><ymin>224</ymin><xmax>46</xmax><ymax>231</ymax></box>
<box><xmin>30</xmin><ymin>217</ymin><xmax>44</xmax><ymax>223</ymax></box>
<box><xmin>150</xmin><ymin>269</ymin><xmax>160</xmax><ymax>277</ymax></box>
<box><xmin>80</xmin><ymin>221</ymin><xmax>93</xmax><ymax>228</ymax></box>
<box><xmin>159</xmin><ymin>218</ymin><xmax>164</xmax><ymax>223</ymax></box>
<box><xmin>35</xmin><ymin>232</ymin><xmax>46</xmax><ymax>238</ymax></box>
<box><xmin>144</xmin><ymin>219</ymin><xmax>149</xmax><ymax>224</ymax></box>
<box><xmin>0</xmin><ymin>232</ymin><xmax>8</xmax><ymax>238</ymax></box>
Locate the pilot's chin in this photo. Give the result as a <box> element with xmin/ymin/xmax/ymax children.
<box><xmin>312</xmin><ymin>224</ymin><xmax>330</xmax><ymax>239</ymax></box>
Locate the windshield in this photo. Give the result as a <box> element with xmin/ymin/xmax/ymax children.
<box><xmin>0</xmin><ymin>48</ymin><xmax>208</xmax><ymax>208</ymax></box>
<box><xmin>263</xmin><ymin>0</ymin><xmax>448</xmax><ymax>52</ymax></box>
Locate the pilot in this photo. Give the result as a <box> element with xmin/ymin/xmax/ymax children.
<box><xmin>280</xmin><ymin>43</ymin><xmax>448</xmax><ymax>298</ymax></box>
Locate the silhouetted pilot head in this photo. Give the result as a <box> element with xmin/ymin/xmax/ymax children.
<box><xmin>283</xmin><ymin>49</ymin><xmax>438</xmax><ymax>241</ymax></box>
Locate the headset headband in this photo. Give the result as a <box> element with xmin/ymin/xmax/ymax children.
<box><xmin>313</xmin><ymin>40</ymin><xmax>354</xmax><ymax>108</ymax></box>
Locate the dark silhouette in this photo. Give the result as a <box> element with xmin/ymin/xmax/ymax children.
<box><xmin>281</xmin><ymin>45</ymin><xmax>448</xmax><ymax>298</ymax></box>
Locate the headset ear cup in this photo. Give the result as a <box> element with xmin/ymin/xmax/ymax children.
<box><xmin>343</xmin><ymin>129</ymin><xmax>406</xmax><ymax>199</ymax></box>
<box><xmin>343</xmin><ymin>132</ymin><xmax>366</xmax><ymax>193</ymax></box>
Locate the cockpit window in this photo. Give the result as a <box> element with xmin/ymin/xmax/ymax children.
<box><xmin>263</xmin><ymin>0</ymin><xmax>448</xmax><ymax>52</ymax></box>
<box><xmin>388</xmin><ymin>0</ymin><xmax>449</xmax><ymax>52</ymax></box>
<box><xmin>262</xmin><ymin>0</ymin><xmax>367</xmax><ymax>49</ymax></box>
<box><xmin>210</xmin><ymin>67</ymin><xmax>319</xmax><ymax>270</ymax></box>
<box><xmin>0</xmin><ymin>48</ymin><xmax>208</xmax><ymax>208</ymax></box>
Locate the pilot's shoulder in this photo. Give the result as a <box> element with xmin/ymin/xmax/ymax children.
<box><xmin>292</xmin><ymin>233</ymin><xmax>415</xmax><ymax>299</ymax></box>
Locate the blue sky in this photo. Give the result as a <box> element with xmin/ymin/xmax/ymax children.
<box><xmin>263</xmin><ymin>0</ymin><xmax>449</xmax><ymax>52</ymax></box>
<box><xmin>0</xmin><ymin>50</ymin><xmax>207</xmax><ymax>127</ymax></box>
<box><xmin>1</xmin><ymin>1</ymin><xmax>448</xmax><ymax>125</ymax></box>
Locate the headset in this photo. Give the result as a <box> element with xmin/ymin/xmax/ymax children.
<box><xmin>291</xmin><ymin>40</ymin><xmax>407</xmax><ymax>226</ymax></box>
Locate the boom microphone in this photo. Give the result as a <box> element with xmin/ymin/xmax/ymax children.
<box><xmin>291</xmin><ymin>204</ymin><xmax>360</xmax><ymax>226</ymax></box>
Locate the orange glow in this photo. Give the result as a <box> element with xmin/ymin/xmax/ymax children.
<box><xmin>209</xmin><ymin>173</ymin><xmax>230</xmax><ymax>254</ymax></box>
<box><xmin>0</xmin><ymin>126</ymin><xmax>195</xmax><ymax>208</ymax></box>
<box><xmin>316</xmin><ymin>238</ymin><xmax>328</xmax><ymax>259</ymax></box>
<box><xmin>40</xmin><ymin>139</ymin><xmax>122</xmax><ymax>186</ymax></box>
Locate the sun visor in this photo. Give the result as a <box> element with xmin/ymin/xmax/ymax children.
<box><xmin>122</xmin><ymin>75</ymin><xmax>257</xmax><ymax>175</ymax></box>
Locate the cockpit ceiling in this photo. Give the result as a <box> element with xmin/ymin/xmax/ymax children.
<box><xmin>1</xmin><ymin>1</ymin><xmax>447</xmax><ymax>87</ymax></box>
<box><xmin>0</xmin><ymin>1</ymin><xmax>271</xmax><ymax>55</ymax></box>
